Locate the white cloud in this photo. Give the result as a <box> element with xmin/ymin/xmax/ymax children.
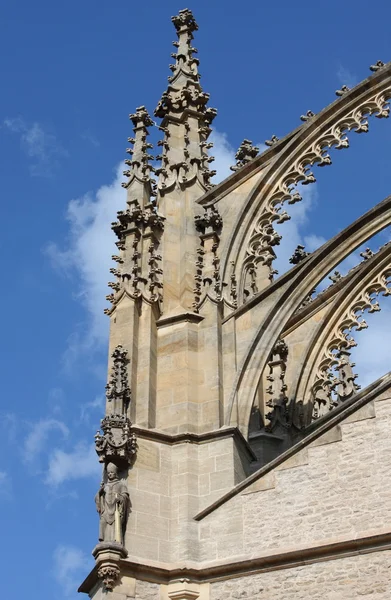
<box><xmin>3</xmin><ymin>117</ymin><xmax>67</xmax><ymax>176</ymax></box>
<box><xmin>53</xmin><ymin>545</ymin><xmax>92</xmax><ymax>596</ymax></box>
<box><xmin>46</xmin><ymin>163</ymin><xmax>126</xmax><ymax>352</ymax></box>
<box><xmin>24</xmin><ymin>418</ymin><xmax>69</xmax><ymax>465</ymax></box>
<box><xmin>303</xmin><ymin>233</ymin><xmax>327</xmax><ymax>252</ymax></box>
<box><xmin>350</xmin><ymin>305</ymin><xmax>391</xmax><ymax>389</ymax></box>
<box><xmin>274</xmin><ymin>183</ymin><xmax>319</xmax><ymax>276</ymax></box>
<box><xmin>46</xmin><ymin>442</ymin><xmax>101</xmax><ymax>486</ymax></box>
<box><xmin>210</xmin><ymin>130</ymin><xmax>235</xmax><ymax>183</ymax></box>
<box><xmin>79</xmin><ymin>396</ymin><xmax>104</xmax><ymax>426</ymax></box>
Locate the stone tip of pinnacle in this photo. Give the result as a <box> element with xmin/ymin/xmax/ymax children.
<box><xmin>171</xmin><ymin>8</ymin><xmax>198</xmax><ymax>32</ymax></box>
<box><xmin>129</xmin><ymin>106</ymin><xmax>154</xmax><ymax>128</ymax></box>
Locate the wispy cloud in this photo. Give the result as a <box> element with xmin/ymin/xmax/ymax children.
<box><xmin>0</xmin><ymin>471</ymin><xmax>12</xmax><ymax>500</ymax></box>
<box><xmin>79</xmin><ymin>396</ymin><xmax>104</xmax><ymax>426</ymax></box>
<box><xmin>81</xmin><ymin>130</ymin><xmax>100</xmax><ymax>148</ymax></box>
<box><xmin>53</xmin><ymin>545</ymin><xmax>92</xmax><ymax>596</ymax></box>
<box><xmin>46</xmin><ymin>442</ymin><xmax>101</xmax><ymax>486</ymax></box>
<box><xmin>210</xmin><ymin>130</ymin><xmax>235</xmax><ymax>183</ymax></box>
<box><xmin>46</xmin><ymin>163</ymin><xmax>125</xmax><ymax>357</ymax></box>
<box><xmin>273</xmin><ymin>183</ymin><xmax>320</xmax><ymax>276</ymax></box>
<box><xmin>23</xmin><ymin>418</ymin><xmax>69</xmax><ymax>466</ymax></box>
<box><xmin>3</xmin><ymin>117</ymin><xmax>68</xmax><ymax>176</ymax></box>
<box><xmin>336</xmin><ymin>65</ymin><xmax>358</xmax><ymax>89</ymax></box>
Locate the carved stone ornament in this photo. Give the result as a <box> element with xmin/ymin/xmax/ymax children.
<box><xmin>97</xmin><ymin>564</ymin><xmax>121</xmax><ymax>591</ymax></box>
<box><xmin>105</xmin><ymin>346</ymin><xmax>131</xmax><ymax>412</ymax></box>
<box><xmin>289</xmin><ymin>244</ymin><xmax>309</xmax><ymax>265</ymax></box>
<box><xmin>336</xmin><ymin>85</ymin><xmax>350</xmax><ymax>97</ymax></box>
<box><xmin>265</xmin><ymin>134</ymin><xmax>279</xmax><ymax>147</ymax></box>
<box><xmin>230</xmin><ymin>139</ymin><xmax>259</xmax><ymax>171</ymax></box>
<box><xmin>233</xmin><ymin>88</ymin><xmax>390</xmax><ymax>306</ymax></box>
<box><xmin>95</xmin><ymin>413</ymin><xmax>137</xmax><ymax>466</ymax></box>
<box><xmin>153</xmin><ymin>8</ymin><xmax>217</xmax><ymax>193</ymax></box>
<box><xmin>311</xmin><ymin>266</ymin><xmax>391</xmax><ymax>419</ymax></box>
<box><xmin>265</xmin><ymin>339</ymin><xmax>290</xmax><ymax>432</ymax></box>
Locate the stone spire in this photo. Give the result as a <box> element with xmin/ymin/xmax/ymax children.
<box><xmin>106</xmin><ymin>106</ymin><xmax>163</xmax><ymax>313</ymax></box>
<box><xmin>122</xmin><ymin>105</ymin><xmax>156</xmax><ymax>207</ymax></box>
<box><xmin>154</xmin><ymin>8</ymin><xmax>217</xmax><ymax>193</ymax></box>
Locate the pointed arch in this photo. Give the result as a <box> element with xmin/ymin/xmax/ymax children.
<box><xmin>292</xmin><ymin>243</ymin><xmax>391</xmax><ymax>421</ymax></box>
<box><xmin>225</xmin><ymin>195</ymin><xmax>391</xmax><ymax>435</ymax></box>
<box><xmin>211</xmin><ymin>64</ymin><xmax>391</xmax><ymax>308</ymax></box>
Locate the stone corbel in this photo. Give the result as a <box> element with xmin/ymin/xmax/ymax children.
<box><xmin>93</xmin><ymin>542</ymin><xmax>128</xmax><ymax>592</ymax></box>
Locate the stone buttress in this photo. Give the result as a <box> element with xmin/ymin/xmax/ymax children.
<box><xmin>79</xmin><ymin>8</ymin><xmax>391</xmax><ymax>600</ymax></box>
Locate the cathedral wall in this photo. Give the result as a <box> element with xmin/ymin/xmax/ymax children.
<box><xmin>125</xmin><ymin>434</ymin><xmax>252</xmax><ymax>564</ymax></box>
<box><xmin>209</xmin><ymin>549</ymin><xmax>391</xmax><ymax>600</ymax></box>
<box><xmin>198</xmin><ymin>392</ymin><xmax>391</xmax><ymax>563</ymax></box>
<box><xmin>282</xmin><ymin>300</ymin><xmax>332</xmax><ymax>397</ymax></box>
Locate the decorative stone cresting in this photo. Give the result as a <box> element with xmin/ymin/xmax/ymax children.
<box><xmin>264</xmin><ymin>339</ymin><xmax>290</xmax><ymax>432</ymax></box>
<box><xmin>310</xmin><ymin>266</ymin><xmax>391</xmax><ymax>419</ymax></box>
<box><xmin>194</xmin><ymin>205</ymin><xmax>223</xmax><ymax>309</ymax></box>
<box><xmin>235</xmin><ymin>87</ymin><xmax>391</xmax><ymax>305</ymax></box>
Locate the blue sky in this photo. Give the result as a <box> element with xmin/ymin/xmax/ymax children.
<box><xmin>1</xmin><ymin>1</ymin><xmax>391</xmax><ymax>598</ymax></box>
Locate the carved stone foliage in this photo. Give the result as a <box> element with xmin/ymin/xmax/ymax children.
<box><xmin>95</xmin><ymin>414</ymin><xmax>137</xmax><ymax>466</ymax></box>
<box><xmin>289</xmin><ymin>244</ymin><xmax>309</xmax><ymax>265</ymax></box>
<box><xmin>105</xmin><ymin>104</ymin><xmax>164</xmax><ymax>315</ymax></box>
<box><xmin>230</xmin><ymin>139</ymin><xmax>259</xmax><ymax>171</ymax></box>
<box><xmin>105</xmin><ymin>202</ymin><xmax>164</xmax><ymax>312</ymax></box>
<box><xmin>105</xmin><ymin>346</ymin><xmax>131</xmax><ymax>411</ymax></box>
<box><xmin>265</xmin><ymin>135</ymin><xmax>279</xmax><ymax>147</ymax></box>
<box><xmin>97</xmin><ymin>564</ymin><xmax>120</xmax><ymax>591</ymax></box>
<box><xmin>233</xmin><ymin>87</ymin><xmax>391</xmax><ymax>306</ymax></box>
<box><xmin>154</xmin><ymin>9</ymin><xmax>217</xmax><ymax>193</ymax></box>
<box><xmin>95</xmin><ymin>346</ymin><xmax>137</xmax><ymax>465</ymax></box>
<box><xmin>311</xmin><ymin>267</ymin><xmax>391</xmax><ymax>420</ymax></box>
<box><xmin>122</xmin><ymin>105</ymin><xmax>156</xmax><ymax>194</ymax></box>
<box><xmin>193</xmin><ymin>205</ymin><xmax>223</xmax><ymax>309</ymax></box>
<box><xmin>264</xmin><ymin>339</ymin><xmax>290</xmax><ymax>432</ymax></box>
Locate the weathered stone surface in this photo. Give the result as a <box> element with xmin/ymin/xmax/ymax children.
<box><xmin>78</xmin><ymin>8</ymin><xmax>391</xmax><ymax>600</ymax></box>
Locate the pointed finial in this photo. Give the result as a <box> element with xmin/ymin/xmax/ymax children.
<box><xmin>265</xmin><ymin>135</ymin><xmax>279</xmax><ymax>147</ymax></box>
<box><xmin>370</xmin><ymin>60</ymin><xmax>386</xmax><ymax>72</ymax></box>
<box><xmin>329</xmin><ymin>270</ymin><xmax>342</xmax><ymax>283</ymax></box>
<box><xmin>360</xmin><ymin>247</ymin><xmax>374</xmax><ymax>261</ymax></box>
<box><xmin>300</xmin><ymin>110</ymin><xmax>316</xmax><ymax>122</ymax></box>
<box><xmin>122</xmin><ymin>105</ymin><xmax>155</xmax><ymax>199</ymax></box>
<box><xmin>289</xmin><ymin>245</ymin><xmax>309</xmax><ymax>265</ymax></box>
<box><xmin>153</xmin><ymin>9</ymin><xmax>217</xmax><ymax>193</ymax></box>
<box><xmin>230</xmin><ymin>139</ymin><xmax>259</xmax><ymax>171</ymax></box>
<box><xmin>335</xmin><ymin>85</ymin><xmax>350</xmax><ymax>97</ymax></box>
<box><xmin>171</xmin><ymin>8</ymin><xmax>198</xmax><ymax>33</ymax></box>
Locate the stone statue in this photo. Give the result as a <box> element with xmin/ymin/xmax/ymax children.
<box><xmin>95</xmin><ymin>463</ymin><xmax>130</xmax><ymax>545</ymax></box>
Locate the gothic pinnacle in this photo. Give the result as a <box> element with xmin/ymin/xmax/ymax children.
<box><xmin>154</xmin><ymin>8</ymin><xmax>217</xmax><ymax>193</ymax></box>
<box><xmin>122</xmin><ymin>105</ymin><xmax>156</xmax><ymax>205</ymax></box>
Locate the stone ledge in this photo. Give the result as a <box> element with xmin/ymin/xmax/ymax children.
<box><xmin>132</xmin><ymin>426</ymin><xmax>257</xmax><ymax>462</ymax></box>
<box><xmin>79</xmin><ymin>530</ymin><xmax>391</xmax><ymax>592</ymax></box>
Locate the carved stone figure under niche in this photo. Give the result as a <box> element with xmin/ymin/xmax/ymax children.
<box><xmin>95</xmin><ymin>463</ymin><xmax>130</xmax><ymax>545</ymax></box>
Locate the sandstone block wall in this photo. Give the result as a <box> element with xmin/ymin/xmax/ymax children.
<box><xmin>210</xmin><ymin>550</ymin><xmax>391</xmax><ymax>600</ymax></box>
<box><xmin>198</xmin><ymin>394</ymin><xmax>391</xmax><ymax>562</ymax></box>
